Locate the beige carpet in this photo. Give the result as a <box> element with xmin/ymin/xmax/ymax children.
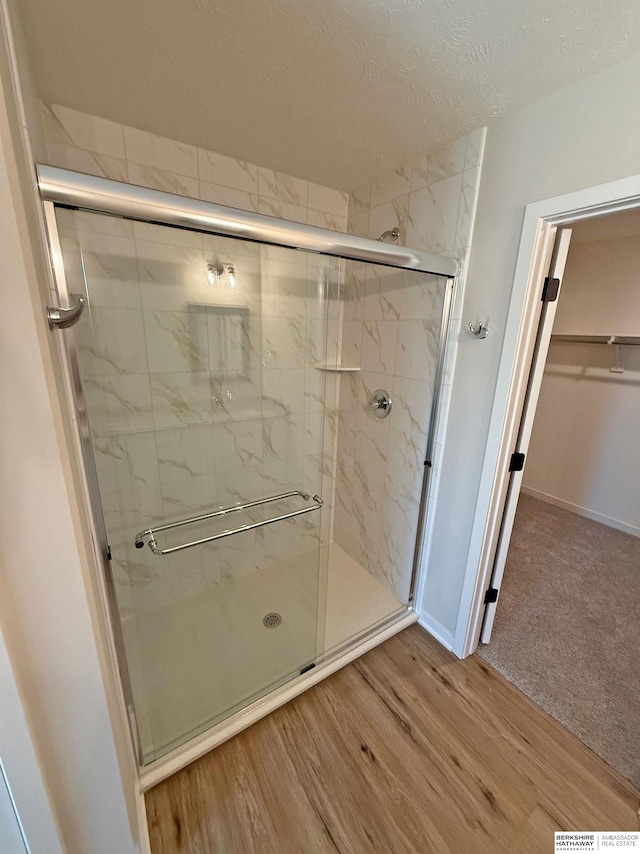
<box><xmin>478</xmin><ymin>493</ymin><xmax>640</xmax><ymax>787</ymax></box>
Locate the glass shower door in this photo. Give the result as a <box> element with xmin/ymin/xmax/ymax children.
<box><xmin>53</xmin><ymin>207</ymin><xmax>337</xmax><ymax>763</ymax></box>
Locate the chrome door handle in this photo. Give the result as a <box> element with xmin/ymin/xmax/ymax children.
<box><xmin>47</xmin><ymin>296</ymin><xmax>85</xmax><ymax>329</ymax></box>
<box><xmin>134</xmin><ymin>490</ymin><xmax>324</xmax><ymax>556</ymax></box>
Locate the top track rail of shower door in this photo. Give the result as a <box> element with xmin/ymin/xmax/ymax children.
<box><xmin>37</xmin><ymin>165</ymin><xmax>459</xmax><ymax>277</ymax></box>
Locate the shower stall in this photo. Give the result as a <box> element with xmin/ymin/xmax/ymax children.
<box><xmin>40</xmin><ymin>165</ymin><xmax>458</xmax><ymax>780</ymax></box>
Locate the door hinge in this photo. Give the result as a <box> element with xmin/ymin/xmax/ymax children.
<box><xmin>541</xmin><ymin>276</ymin><xmax>560</xmax><ymax>302</ymax></box>
<box><xmin>484</xmin><ymin>587</ymin><xmax>499</xmax><ymax>605</ymax></box>
<box><xmin>106</xmin><ymin>545</ymin><xmax>112</xmax><ymax>561</ymax></box>
<box><xmin>509</xmin><ymin>452</ymin><xmax>525</xmax><ymax>472</ymax></box>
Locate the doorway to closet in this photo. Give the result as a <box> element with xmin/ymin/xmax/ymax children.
<box><xmin>477</xmin><ymin>207</ymin><xmax>640</xmax><ymax>788</ymax></box>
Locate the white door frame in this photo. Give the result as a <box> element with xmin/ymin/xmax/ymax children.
<box><xmin>456</xmin><ymin>173</ymin><xmax>640</xmax><ymax>659</ymax></box>
<box><xmin>479</xmin><ymin>227</ymin><xmax>572</xmax><ymax>642</ymax></box>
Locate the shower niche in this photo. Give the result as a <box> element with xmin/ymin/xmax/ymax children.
<box><xmin>42</xmin><ymin>167</ymin><xmax>455</xmax><ymax>770</ymax></box>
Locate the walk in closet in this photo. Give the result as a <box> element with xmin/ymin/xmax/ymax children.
<box><xmin>479</xmin><ymin>208</ymin><xmax>640</xmax><ymax>789</ymax></box>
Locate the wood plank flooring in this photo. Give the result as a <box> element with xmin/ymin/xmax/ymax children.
<box><xmin>146</xmin><ymin>625</ymin><xmax>639</xmax><ymax>853</ymax></box>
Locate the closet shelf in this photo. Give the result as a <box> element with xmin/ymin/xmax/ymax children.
<box><xmin>314</xmin><ymin>363</ymin><xmax>361</xmax><ymax>372</ymax></box>
<box><xmin>551</xmin><ymin>334</ymin><xmax>640</xmax><ymax>346</ymax></box>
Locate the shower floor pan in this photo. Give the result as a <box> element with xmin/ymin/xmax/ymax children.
<box><xmin>123</xmin><ymin>544</ymin><xmax>408</xmax><ymax>771</ymax></box>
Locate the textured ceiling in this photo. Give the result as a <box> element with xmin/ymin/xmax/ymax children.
<box><xmin>14</xmin><ymin>0</ymin><xmax>640</xmax><ymax>190</ymax></box>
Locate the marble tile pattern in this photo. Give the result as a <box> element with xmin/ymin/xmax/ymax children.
<box><xmin>337</xmin><ymin>129</ymin><xmax>486</xmax><ymax>601</ymax></box>
<box><xmin>40</xmin><ymin>103</ymin><xmax>348</xmax><ymax>232</ymax></box>
<box><xmin>60</xmin><ymin>212</ymin><xmax>344</xmax><ymax>617</ymax></box>
<box><xmin>41</xmin><ymin>106</ymin><xmax>348</xmax><ymax>617</ymax></box>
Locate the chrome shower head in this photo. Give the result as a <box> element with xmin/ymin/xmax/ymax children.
<box><xmin>378</xmin><ymin>227</ymin><xmax>399</xmax><ymax>243</ymax></box>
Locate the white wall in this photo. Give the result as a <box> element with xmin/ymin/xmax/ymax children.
<box><xmin>523</xmin><ymin>234</ymin><xmax>640</xmax><ymax>535</ymax></box>
<box><xmin>418</xmin><ymin>50</ymin><xmax>640</xmax><ymax>650</ymax></box>
<box><xmin>0</xmin><ymin>768</ymin><xmax>26</xmax><ymax>854</ymax></box>
<box><xmin>4</xmin><ymin>0</ymin><xmax>44</xmax><ymax>159</ymax></box>
<box><xmin>0</xmin><ymin>7</ymin><xmax>141</xmax><ymax>853</ymax></box>
<box><xmin>553</xmin><ymin>234</ymin><xmax>640</xmax><ymax>335</ymax></box>
<box><xmin>0</xmin><ymin>624</ymin><xmax>62</xmax><ymax>854</ymax></box>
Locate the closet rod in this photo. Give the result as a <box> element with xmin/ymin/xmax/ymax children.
<box><xmin>551</xmin><ymin>334</ymin><xmax>640</xmax><ymax>346</ymax></box>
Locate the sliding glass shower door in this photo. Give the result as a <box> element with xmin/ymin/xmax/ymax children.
<box><xmin>53</xmin><ymin>207</ymin><xmax>338</xmax><ymax>763</ymax></box>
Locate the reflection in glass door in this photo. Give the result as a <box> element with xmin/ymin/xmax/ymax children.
<box><xmin>53</xmin><ymin>208</ymin><xmax>338</xmax><ymax>763</ymax></box>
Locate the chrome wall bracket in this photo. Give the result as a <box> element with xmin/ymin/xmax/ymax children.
<box><xmin>46</xmin><ymin>296</ymin><xmax>85</xmax><ymax>329</ymax></box>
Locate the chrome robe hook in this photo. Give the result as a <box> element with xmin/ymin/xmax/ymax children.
<box><xmin>468</xmin><ymin>321</ymin><xmax>489</xmax><ymax>339</ymax></box>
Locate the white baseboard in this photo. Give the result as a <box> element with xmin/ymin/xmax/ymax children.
<box><xmin>521</xmin><ymin>486</ymin><xmax>640</xmax><ymax>538</ymax></box>
<box><xmin>417</xmin><ymin>611</ymin><xmax>455</xmax><ymax>652</ymax></box>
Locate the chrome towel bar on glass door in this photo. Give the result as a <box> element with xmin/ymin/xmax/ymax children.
<box><xmin>134</xmin><ymin>490</ymin><xmax>323</xmax><ymax>556</ymax></box>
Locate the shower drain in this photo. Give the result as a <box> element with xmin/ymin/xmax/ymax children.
<box><xmin>263</xmin><ymin>612</ymin><xmax>282</xmax><ymax>628</ymax></box>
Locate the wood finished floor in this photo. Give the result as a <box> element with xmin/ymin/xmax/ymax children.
<box><xmin>146</xmin><ymin>626</ymin><xmax>639</xmax><ymax>853</ymax></box>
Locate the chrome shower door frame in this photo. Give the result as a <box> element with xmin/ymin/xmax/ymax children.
<box><xmin>408</xmin><ymin>275</ymin><xmax>456</xmax><ymax>603</ymax></box>
<box><xmin>39</xmin><ymin>165</ymin><xmax>459</xmax><ymax>782</ymax></box>
<box><xmin>42</xmin><ymin>200</ymin><xmax>144</xmax><ymax>764</ymax></box>
<box><xmin>38</xmin><ymin>166</ymin><xmax>459</xmax><ymax>277</ymax></box>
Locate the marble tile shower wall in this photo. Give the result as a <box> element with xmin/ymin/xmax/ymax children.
<box><xmin>41</xmin><ymin>104</ymin><xmax>347</xmax><ymax>616</ymax></box>
<box><xmin>59</xmin><ymin>211</ymin><xmax>342</xmax><ymax>617</ymax></box>
<box><xmin>335</xmin><ymin>129</ymin><xmax>486</xmax><ymax>602</ymax></box>
<box><xmin>40</xmin><ymin>104</ymin><xmax>349</xmax><ymax>231</ymax></box>
<box><xmin>41</xmin><ymin>101</ymin><xmax>484</xmax><ymax>617</ymax></box>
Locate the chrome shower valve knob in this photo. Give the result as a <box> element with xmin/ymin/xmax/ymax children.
<box><xmin>369</xmin><ymin>389</ymin><xmax>392</xmax><ymax>418</ymax></box>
